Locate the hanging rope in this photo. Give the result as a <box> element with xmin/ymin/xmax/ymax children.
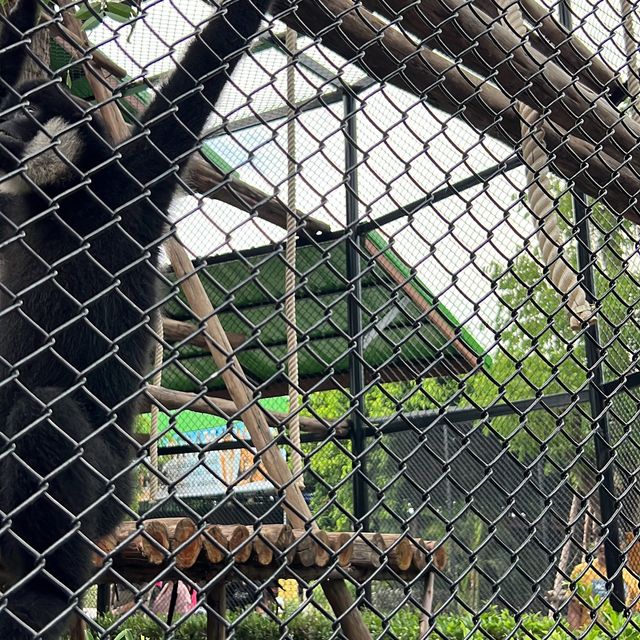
<box><xmin>148</xmin><ymin>312</ymin><xmax>164</xmax><ymax>501</ymax></box>
<box><xmin>622</xmin><ymin>0</ymin><xmax>640</xmax><ymax>119</ymax></box>
<box><xmin>285</xmin><ymin>27</ymin><xmax>303</xmax><ymax>489</ymax></box>
<box><xmin>501</xmin><ymin>0</ymin><xmax>594</xmax><ymax>330</ymax></box>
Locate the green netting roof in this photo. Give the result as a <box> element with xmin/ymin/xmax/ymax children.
<box><xmin>161</xmin><ymin>231</ymin><xmax>487</xmax><ymax>397</ymax></box>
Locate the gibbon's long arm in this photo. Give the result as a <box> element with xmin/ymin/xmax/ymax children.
<box><xmin>123</xmin><ymin>0</ymin><xmax>272</xmax><ymax>215</ymax></box>
<box><xmin>0</xmin><ymin>0</ymin><xmax>40</xmax><ymax>93</ymax></box>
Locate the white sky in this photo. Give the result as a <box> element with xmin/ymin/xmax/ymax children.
<box><xmin>87</xmin><ymin>0</ymin><xmax>638</xmax><ymax>350</ymax></box>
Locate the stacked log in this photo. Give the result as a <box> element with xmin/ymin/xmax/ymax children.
<box><xmin>271</xmin><ymin>0</ymin><xmax>640</xmax><ymax>226</ymax></box>
<box><xmin>252</xmin><ymin>524</ymin><xmax>296</xmax><ymax>565</ymax></box>
<box><xmin>217</xmin><ymin>525</ymin><xmax>252</xmax><ymax>563</ymax></box>
<box><xmin>327</xmin><ymin>532</ymin><xmax>353</xmax><ymax>567</ymax></box>
<box><xmin>98</xmin><ymin>520</ymin><xmax>446</xmax><ymax>582</ymax></box>
<box><xmin>166</xmin><ymin>518</ymin><xmax>203</xmax><ymax>569</ymax></box>
<box><xmin>202</xmin><ymin>525</ymin><xmax>229</xmax><ymax>564</ymax></box>
<box><xmin>380</xmin><ymin>534</ymin><xmax>413</xmax><ymax>572</ymax></box>
<box><xmin>96</xmin><ymin>519</ymin><xmax>169</xmax><ymax>567</ymax></box>
<box><xmin>292</xmin><ymin>529</ymin><xmax>317</xmax><ymax>567</ymax></box>
<box><xmin>411</xmin><ymin>539</ymin><xmax>448</xmax><ymax>572</ymax></box>
<box><xmin>354</xmin><ymin>533</ymin><xmax>384</xmax><ymax>568</ymax></box>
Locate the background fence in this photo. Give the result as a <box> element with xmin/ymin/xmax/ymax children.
<box><xmin>3</xmin><ymin>0</ymin><xmax>640</xmax><ymax>638</ymax></box>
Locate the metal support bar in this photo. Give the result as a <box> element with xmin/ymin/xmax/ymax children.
<box><xmin>557</xmin><ymin>0</ymin><xmax>625</xmax><ymax>613</ymax></box>
<box><xmin>573</xmin><ymin>193</ymin><xmax>626</xmax><ymax>612</ymax></box>
<box><xmin>359</xmin><ymin>156</ymin><xmax>523</xmax><ymax>233</ymax></box>
<box><xmin>344</xmin><ymin>89</ymin><xmax>369</xmax><ymax>534</ymax></box>
<box><xmin>157</xmin><ymin>388</ymin><xmax>592</xmax><ymax>455</ymax></box>
<box><xmin>96</xmin><ymin>584</ymin><xmax>110</xmax><ymax>616</ymax></box>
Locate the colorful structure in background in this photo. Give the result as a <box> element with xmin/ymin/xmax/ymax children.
<box><xmin>137</xmin><ymin>396</ymin><xmax>289</xmax><ymax>500</ymax></box>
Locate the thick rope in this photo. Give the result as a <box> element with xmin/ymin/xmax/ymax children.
<box><xmin>502</xmin><ymin>0</ymin><xmax>593</xmax><ymax>330</ymax></box>
<box><xmin>622</xmin><ymin>0</ymin><xmax>640</xmax><ymax>118</ymax></box>
<box><xmin>149</xmin><ymin>313</ymin><xmax>164</xmax><ymax>501</ymax></box>
<box><xmin>285</xmin><ymin>27</ymin><xmax>303</xmax><ymax>489</ymax></box>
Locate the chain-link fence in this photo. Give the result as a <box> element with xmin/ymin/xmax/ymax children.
<box><xmin>2</xmin><ymin>0</ymin><xmax>640</xmax><ymax>638</ymax></box>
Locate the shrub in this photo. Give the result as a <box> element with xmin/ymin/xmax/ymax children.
<box><xmin>68</xmin><ymin>593</ymin><xmax>640</xmax><ymax>640</ymax></box>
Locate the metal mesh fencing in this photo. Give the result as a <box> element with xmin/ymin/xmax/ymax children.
<box><xmin>2</xmin><ymin>0</ymin><xmax>640</xmax><ymax>638</ymax></box>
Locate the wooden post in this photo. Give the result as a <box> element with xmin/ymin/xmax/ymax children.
<box><xmin>69</xmin><ymin>614</ymin><xmax>85</xmax><ymax>640</ymax></box>
<box><xmin>207</xmin><ymin>582</ymin><xmax>227</xmax><ymax>640</ymax></box>
<box><xmin>419</xmin><ymin>573</ymin><xmax>435</xmax><ymax>639</ymax></box>
<box><xmin>165</xmin><ymin>239</ymin><xmax>372</xmax><ymax>640</ymax></box>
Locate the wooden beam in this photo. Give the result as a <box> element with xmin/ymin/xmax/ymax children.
<box><xmin>272</xmin><ymin>0</ymin><xmax>521</xmax><ymax>146</ymax></box>
<box><xmin>57</xmin><ymin>0</ymin><xmax>129</xmax><ymax>144</ymax></box>
<box><xmin>517</xmin><ymin>0</ymin><xmax>623</xmax><ymax>97</ymax></box>
<box><xmin>162</xmin><ymin>318</ymin><xmax>245</xmax><ymax>350</ymax></box>
<box><xmin>144</xmin><ymin>385</ymin><xmax>349</xmax><ymax>436</ymax></box>
<box><xmin>273</xmin><ymin>0</ymin><xmax>640</xmax><ymax>224</ymax></box>
<box><xmin>165</xmin><ymin>238</ymin><xmax>372</xmax><ymax>640</ymax></box>
<box><xmin>351</xmin><ymin>0</ymin><xmax>640</xmax><ymax>172</ymax></box>
<box><xmin>184</xmin><ymin>155</ymin><xmax>330</xmax><ymax>234</ymax></box>
<box><xmin>377</xmin><ymin>0</ymin><xmax>623</xmax><ymax>99</ymax></box>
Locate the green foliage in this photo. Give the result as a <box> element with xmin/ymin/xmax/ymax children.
<box><xmin>75</xmin><ymin>1</ymin><xmax>138</xmax><ymax>31</ymax></box>
<box><xmin>304</xmin><ymin>377</ymin><xmax>462</xmax><ymax>532</ymax></box>
<box><xmin>464</xmin><ymin>181</ymin><xmax>640</xmax><ymax>479</ymax></box>
<box><xmin>72</xmin><ymin>602</ymin><xmax>640</xmax><ymax>639</ymax></box>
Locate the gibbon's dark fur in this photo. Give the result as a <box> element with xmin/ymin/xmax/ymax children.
<box><xmin>0</xmin><ymin>0</ymin><xmax>271</xmax><ymax>636</ymax></box>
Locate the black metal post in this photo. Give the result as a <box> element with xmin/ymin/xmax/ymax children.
<box><xmin>573</xmin><ymin>194</ymin><xmax>626</xmax><ymax>611</ymax></box>
<box><xmin>344</xmin><ymin>90</ymin><xmax>369</xmax><ymax>534</ymax></box>
<box><xmin>559</xmin><ymin>0</ymin><xmax>624</xmax><ymax>612</ymax></box>
<box><xmin>96</xmin><ymin>584</ymin><xmax>110</xmax><ymax>616</ymax></box>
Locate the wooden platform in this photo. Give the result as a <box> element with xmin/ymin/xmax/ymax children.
<box><xmin>94</xmin><ymin>518</ymin><xmax>447</xmax><ymax>584</ymax></box>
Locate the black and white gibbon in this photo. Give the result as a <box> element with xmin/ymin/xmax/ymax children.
<box><xmin>0</xmin><ymin>0</ymin><xmax>272</xmax><ymax>636</ymax></box>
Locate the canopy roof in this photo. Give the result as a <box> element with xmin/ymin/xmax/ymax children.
<box><xmin>161</xmin><ymin>231</ymin><xmax>487</xmax><ymax>398</ymax></box>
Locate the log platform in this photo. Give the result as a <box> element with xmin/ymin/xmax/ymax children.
<box><xmin>97</xmin><ymin>518</ymin><xmax>446</xmax><ymax>638</ymax></box>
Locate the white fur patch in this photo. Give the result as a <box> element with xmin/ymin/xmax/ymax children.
<box><xmin>23</xmin><ymin>117</ymin><xmax>83</xmax><ymax>187</ymax></box>
<box><xmin>0</xmin><ymin>169</ymin><xmax>28</xmax><ymax>196</ymax></box>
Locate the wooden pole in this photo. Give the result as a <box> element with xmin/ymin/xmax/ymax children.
<box><xmin>184</xmin><ymin>155</ymin><xmax>330</xmax><ymax>234</ymax></box>
<box><xmin>162</xmin><ymin>318</ymin><xmax>245</xmax><ymax>350</ymax></box>
<box><xmin>165</xmin><ymin>238</ymin><xmax>372</xmax><ymax>640</ymax></box>
<box><xmin>207</xmin><ymin>583</ymin><xmax>227</xmax><ymax>640</ymax></box>
<box><xmin>145</xmin><ymin>385</ymin><xmax>347</xmax><ymax>436</ymax></box>
<box><xmin>517</xmin><ymin>0</ymin><xmax>622</xmax><ymax>96</ymax></box>
<box><xmin>57</xmin><ymin>0</ymin><xmax>129</xmax><ymax>144</ymax></box>
<box><xmin>419</xmin><ymin>573</ymin><xmax>436</xmax><ymax>639</ymax></box>
<box><xmin>387</xmin><ymin>0</ymin><xmax>623</xmax><ymax>97</ymax></box>
<box><xmin>69</xmin><ymin>615</ymin><xmax>86</xmax><ymax>640</ymax></box>
<box><xmin>272</xmin><ymin>0</ymin><xmax>640</xmax><ymax>224</ymax></box>
<box><xmin>362</xmin><ymin>0</ymin><xmax>640</xmax><ymax>171</ymax></box>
